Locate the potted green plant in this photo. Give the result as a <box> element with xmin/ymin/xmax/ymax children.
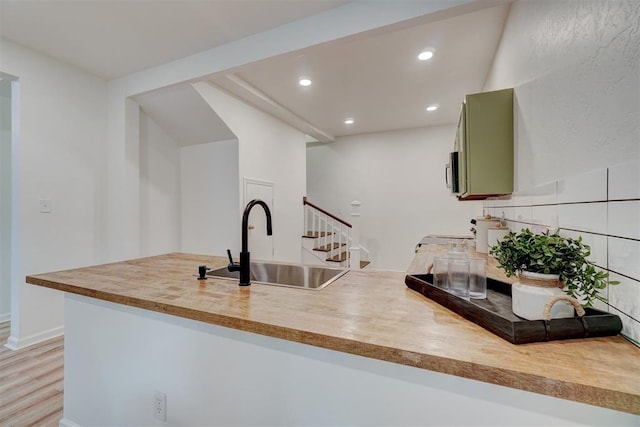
<box><xmin>489</xmin><ymin>228</ymin><xmax>616</xmax><ymax>320</ymax></box>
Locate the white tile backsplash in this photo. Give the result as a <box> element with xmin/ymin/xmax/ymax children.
<box><xmin>609</xmin><ymin>159</ymin><xmax>640</xmax><ymax>200</ymax></box>
<box><xmin>558</xmin><ymin>202</ymin><xmax>607</xmax><ymax>234</ymax></box>
<box><xmin>495</xmin><ymin>206</ymin><xmax>514</xmax><ymax>223</ymax></box>
<box><xmin>529</xmin><ymin>181</ymin><xmax>557</xmax><ymax>205</ymax></box>
<box><xmin>560</xmin><ymin>230</ymin><xmax>608</xmax><ymax>268</ymax></box>
<box><xmin>557</xmin><ymin>167</ymin><xmax>607</xmax><ymax>203</ymax></box>
<box><xmin>484</xmin><ymin>164</ymin><xmax>640</xmax><ymax>346</ymax></box>
<box><xmin>608</xmin><ymin>201</ymin><xmax>640</xmax><ymax>240</ymax></box>
<box><xmin>513</xmin><ymin>205</ymin><xmax>532</xmax><ymax>224</ymax></box>
<box><xmin>591</xmin><ymin>288</ymin><xmax>609</xmax><ymax>312</ymax></box>
<box><xmin>608</xmin><ymin>273</ymin><xmax>640</xmax><ymax>344</ymax></box>
<box><xmin>531</xmin><ymin>205</ymin><xmax>557</xmax><ymax>229</ymax></box>
<box><xmin>511</xmin><ymin>221</ymin><xmax>534</xmax><ymax>234</ymax></box>
<box><xmin>509</xmin><ymin>193</ymin><xmax>531</xmax><ymax>207</ymax></box>
<box><xmin>608</xmin><ymin>237</ymin><xmax>640</xmax><ymax>281</ymax></box>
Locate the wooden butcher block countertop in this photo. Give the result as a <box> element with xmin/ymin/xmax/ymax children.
<box><xmin>26</xmin><ymin>250</ymin><xmax>640</xmax><ymax>415</ymax></box>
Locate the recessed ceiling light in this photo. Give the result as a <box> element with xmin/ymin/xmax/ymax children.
<box><xmin>344</xmin><ymin>118</ymin><xmax>354</xmax><ymax>124</ymax></box>
<box><xmin>426</xmin><ymin>104</ymin><xmax>439</xmax><ymax>112</ymax></box>
<box><xmin>299</xmin><ymin>78</ymin><xmax>312</xmax><ymax>87</ymax></box>
<box><xmin>418</xmin><ymin>50</ymin><xmax>434</xmax><ymax>61</ymax></box>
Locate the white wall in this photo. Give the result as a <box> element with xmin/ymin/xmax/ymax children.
<box><xmin>0</xmin><ymin>39</ymin><xmax>107</xmax><ymax>348</ymax></box>
<box><xmin>481</xmin><ymin>0</ymin><xmax>640</xmax><ymax>344</ymax></box>
<box><xmin>193</xmin><ymin>82</ymin><xmax>306</xmax><ymax>263</ymax></box>
<box><xmin>139</xmin><ymin>110</ymin><xmax>182</xmax><ymax>256</ymax></box>
<box><xmin>101</xmin><ymin>1</ymin><xmax>475</xmax><ymax>263</ymax></box>
<box><xmin>181</xmin><ymin>139</ymin><xmax>240</xmax><ymax>256</ymax></box>
<box><xmin>483</xmin><ymin>0</ymin><xmax>639</xmax><ymax>190</ymax></box>
<box><xmin>124</xmin><ymin>106</ymin><xmax>242</xmax><ymax>260</ymax></box>
<box><xmin>307</xmin><ymin>126</ymin><xmax>482</xmax><ymax>271</ymax></box>
<box><xmin>0</xmin><ymin>81</ymin><xmax>12</xmax><ymax>321</ymax></box>
<box><xmin>1</xmin><ymin>2</ymin><xmax>477</xmax><ymax>344</ymax></box>
<box><xmin>62</xmin><ymin>293</ymin><xmax>640</xmax><ymax>426</ymax></box>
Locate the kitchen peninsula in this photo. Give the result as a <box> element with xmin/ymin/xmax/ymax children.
<box><xmin>27</xmin><ymin>250</ymin><xmax>640</xmax><ymax>426</ymax></box>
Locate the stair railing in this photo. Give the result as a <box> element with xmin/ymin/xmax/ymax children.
<box><xmin>349</xmin><ymin>201</ymin><xmax>361</xmax><ymax>269</ymax></box>
<box><xmin>303</xmin><ymin>197</ymin><xmax>359</xmax><ymax>268</ymax></box>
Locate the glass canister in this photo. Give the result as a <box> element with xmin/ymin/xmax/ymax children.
<box><xmin>448</xmin><ymin>259</ymin><xmax>470</xmax><ymax>300</ymax></box>
<box><xmin>469</xmin><ymin>257</ymin><xmax>487</xmax><ymax>299</ymax></box>
<box><xmin>432</xmin><ymin>256</ymin><xmax>450</xmax><ymax>290</ymax></box>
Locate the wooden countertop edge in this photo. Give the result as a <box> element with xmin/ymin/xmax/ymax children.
<box><xmin>26</xmin><ymin>275</ymin><xmax>640</xmax><ymax>415</ymax></box>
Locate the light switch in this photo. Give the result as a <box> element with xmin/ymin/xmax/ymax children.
<box><xmin>39</xmin><ymin>199</ymin><xmax>52</xmax><ymax>213</ymax></box>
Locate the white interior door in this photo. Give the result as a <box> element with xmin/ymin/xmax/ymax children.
<box><xmin>244</xmin><ymin>179</ymin><xmax>274</xmax><ymax>261</ymax></box>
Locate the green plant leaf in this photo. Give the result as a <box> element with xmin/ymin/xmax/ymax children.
<box><xmin>490</xmin><ymin>228</ymin><xmax>616</xmax><ymax>306</ymax></box>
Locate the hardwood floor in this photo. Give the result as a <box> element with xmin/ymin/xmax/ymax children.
<box><xmin>0</xmin><ymin>322</ymin><xmax>64</xmax><ymax>426</ymax></box>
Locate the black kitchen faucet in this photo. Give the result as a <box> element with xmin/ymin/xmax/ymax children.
<box><xmin>227</xmin><ymin>199</ymin><xmax>272</xmax><ymax>286</ymax></box>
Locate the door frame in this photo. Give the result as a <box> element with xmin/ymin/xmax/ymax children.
<box><xmin>243</xmin><ymin>177</ymin><xmax>274</xmax><ymax>207</ymax></box>
<box><xmin>0</xmin><ymin>73</ymin><xmax>18</xmax><ymax>326</ymax></box>
<box><xmin>243</xmin><ymin>177</ymin><xmax>274</xmax><ymax>259</ymax></box>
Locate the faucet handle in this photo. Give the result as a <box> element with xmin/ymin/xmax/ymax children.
<box><xmin>227</xmin><ymin>249</ymin><xmax>240</xmax><ymax>272</ymax></box>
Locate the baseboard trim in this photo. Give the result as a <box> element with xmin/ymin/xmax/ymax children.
<box><xmin>0</xmin><ymin>312</ymin><xmax>9</xmax><ymax>323</ymax></box>
<box><xmin>59</xmin><ymin>418</ymin><xmax>82</xmax><ymax>427</ymax></box>
<box><xmin>4</xmin><ymin>325</ymin><xmax>64</xmax><ymax>350</ymax></box>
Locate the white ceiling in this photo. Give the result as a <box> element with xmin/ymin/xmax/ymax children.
<box><xmin>211</xmin><ymin>3</ymin><xmax>510</xmax><ymax>141</ymax></box>
<box><xmin>0</xmin><ymin>0</ymin><xmax>349</xmax><ymax>80</ymax></box>
<box><xmin>0</xmin><ymin>0</ymin><xmax>511</xmax><ymax>144</ymax></box>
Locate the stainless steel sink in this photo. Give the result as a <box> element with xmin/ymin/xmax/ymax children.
<box><xmin>207</xmin><ymin>261</ymin><xmax>348</xmax><ymax>290</ymax></box>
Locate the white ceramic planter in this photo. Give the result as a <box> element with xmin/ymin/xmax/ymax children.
<box><xmin>512</xmin><ymin>271</ymin><xmax>582</xmax><ymax>321</ymax></box>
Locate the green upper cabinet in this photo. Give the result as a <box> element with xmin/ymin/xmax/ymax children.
<box><xmin>455</xmin><ymin>88</ymin><xmax>514</xmax><ymax>200</ymax></box>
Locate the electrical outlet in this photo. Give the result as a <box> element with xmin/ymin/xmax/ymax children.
<box><xmin>39</xmin><ymin>199</ymin><xmax>52</xmax><ymax>213</ymax></box>
<box><xmin>153</xmin><ymin>391</ymin><xmax>167</xmax><ymax>422</ymax></box>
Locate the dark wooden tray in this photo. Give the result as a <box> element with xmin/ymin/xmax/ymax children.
<box><xmin>405</xmin><ymin>274</ymin><xmax>622</xmax><ymax>344</ymax></box>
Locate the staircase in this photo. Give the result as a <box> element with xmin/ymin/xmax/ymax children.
<box><xmin>301</xmin><ymin>197</ymin><xmax>370</xmax><ymax>269</ymax></box>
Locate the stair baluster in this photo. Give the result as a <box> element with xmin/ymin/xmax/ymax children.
<box><xmin>302</xmin><ymin>197</ymin><xmax>369</xmax><ymax>268</ymax></box>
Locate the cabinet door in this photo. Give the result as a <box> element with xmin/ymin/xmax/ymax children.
<box><xmin>455</xmin><ymin>105</ymin><xmax>467</xmax><ymax>195</ymax></box>
<box><xmin>460</xmin><ymin>88</ymin><xmax>513</xmax><ymax>199</ymax></box>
